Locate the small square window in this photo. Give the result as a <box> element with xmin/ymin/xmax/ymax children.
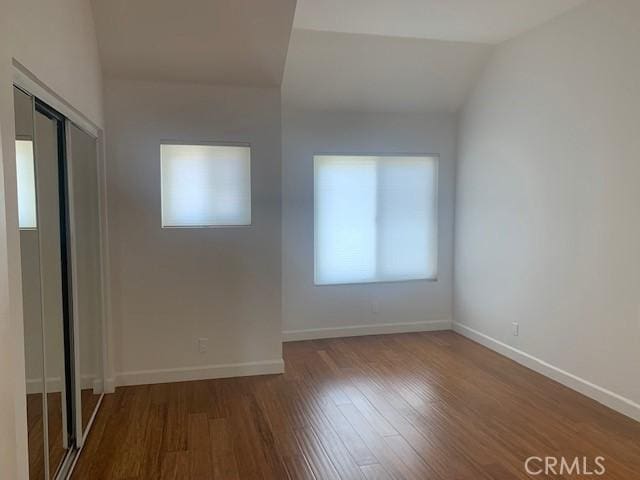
<box><xmin>160</xmin><ymin>144</ymin><xmax>251</xmax><ymax>227</ymax></box>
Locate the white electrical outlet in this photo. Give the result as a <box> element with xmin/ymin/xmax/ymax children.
<box><xmin>198</xmin><ymin>337</ymin><xmax>208</xmax><ymax>353</ymax></box>
<box><xmin>512</xmin><ymin>322</ymin><xmax>519</xmax><ymax>336</ymax></box>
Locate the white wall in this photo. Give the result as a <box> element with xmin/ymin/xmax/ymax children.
<box><xmin>104</xmin><ymin>79</ymin><xmax>283</xmax><ymax>385</ymax></box>
<box><xmin>282</xmin><ymin>110</ymin><xmax>455</xmax><ymax>339</ymax></box>
<box><xmin>455</xmin><ymin>0</ymin><xmax>640</xmax><ymax>418</ymax></box>
<box><xmin>0</xmin><ymin>0</ymin><xmax>104</xmax><ymax>477</ymax></box>
<box><xmin>6</xmin><ymin>0</ymin><xmax>104</xmax><ymax>125</ymax></box>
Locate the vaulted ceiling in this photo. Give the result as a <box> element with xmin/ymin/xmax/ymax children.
<box><xmin>282</xmin><ymin>29</ymin><xmax>492</xmax><ymax>113</ymax></box>
<box><xmin>91</xmin><ymin>0</ymin><xmax>588</xmax><ymax>112</ymax></box>
<box><xmin>91</xmin><ymin>0</ymin><xmax>297</xmax><ymax>86</ymax></box>
<box><xmin>283</xmin><ymin>0</ymin><xmax>587</xmax><ymax>113</ymax></box>
<box><xmin>293</xmin><ymin>0</ymin><xmax>588</xmax><ymax>44</ymax></box>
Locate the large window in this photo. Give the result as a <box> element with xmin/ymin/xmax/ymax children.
<box><xmin>314</xmin><ymin>155</ymin><xmax>438</xmax><ymax>285</ymax></box>
<box><xmin>161</xmin><ymin>143</ymin><xmax>251</xmax><ymax>227</ymax></box>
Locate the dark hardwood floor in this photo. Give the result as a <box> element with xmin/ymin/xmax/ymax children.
<box><xmin>71</xmin><ymin>331</ymin><xmax>640</xmax><ymax>479</ymax></box>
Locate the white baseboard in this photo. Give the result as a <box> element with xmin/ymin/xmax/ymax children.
<box><xmin>453</xmin><ymin>322</ymin><xmax>640</xmax><ymax>422</ymax></box>
<box><xmin>115</xmin><ymin>359</ymin><xmax>285</xmax><ymax>387</ymax></box>
<box><xmin>26</xmin><ymin>375</ymin><xmax>106</xmax><ymax>394</ymax></box>
<box><xmin>103</xmin><ymin>377</ymin><xmax>116</xmax><ymax>394</ymax></box>
<box><xmin>26</xmin><ymin>376</ymin><xmax>62</xmax><ymax>394</ymax></box>
<box><xmin>92</xmin><ymin>378</ymin><xmax>103</xmax><ymax>394</ymax></box>
<box><xmin>81</xmin><ymin>374</ymin><xmax>99</xmax><ymax>390</ymax></box>
<box><xmin>283</xmin><ymin>319</ymin><xmax>452</xmax><ymax>342</ymax></box>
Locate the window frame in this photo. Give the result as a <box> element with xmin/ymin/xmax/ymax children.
<box><xmin>159</xmin><ymin>140</ymin><xmax>253</xmax><ymax>229</ymax></box>
<box><xmin>313</xmin><ymin>152</ymin><xmax>439</xmax><ymax>286</ymax></box>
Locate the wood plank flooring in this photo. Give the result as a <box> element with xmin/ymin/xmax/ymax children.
<box><xmin>71</xmin><ymin>331</ymin><xmax>640</xmax><ymax>479</ymax></box>
<box><xmin>27</xmin><ymin>388</ymin><xmax>105</xmax><ymax>478</ymax></box>
<box><xmin>26</xmin><ymin>392</ymin><xmax>46</xmax><ymax>479</ymax></box>
<box><xmin>26</xmin><ymin>392</ymin><xmax>66</xmax><ymax>479</ymax></box>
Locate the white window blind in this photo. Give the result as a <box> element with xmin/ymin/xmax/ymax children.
<box><xmin>314</xmin><ymin>155</ymin><xmax>437</xmax><ymax>285</ymax></box>
<box><xmin>161</xmin><ymin>144</ymin><xmax>251</xmax><ymax>227</ymax></box>
<box><xmin>16</xmin><ymin>140</ymin><xmax>37</xmax><ymax>229</ymax></box>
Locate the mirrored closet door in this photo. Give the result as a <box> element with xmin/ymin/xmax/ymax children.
<box><xmin>67</xmin><ymin>123</ymin><xmax>104</xmax><ymax>441</ymax></box>
<box><xmin>14</xmin><ymin>86</ymin><xmax>104</xmax><ymax>480</ymax></box>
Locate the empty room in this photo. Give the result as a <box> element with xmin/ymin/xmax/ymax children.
<box><xmin>1</xmin><ymin>0</ymin><xmax>639</xmax><ymax>479</ymax></box>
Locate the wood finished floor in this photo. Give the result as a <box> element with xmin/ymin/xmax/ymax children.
<box><xmin>27</xmin><ymin>388</ymin><xmax>103</xmax><ymax>479</ymax></box>
<box><xmin>27</xmin><ymin>392</ymin><xmax>65</xmax><ymax>479</ymax></box>
<box><xmin>71</xmin><ymin>332</ymin><xmax>640</xmax><ymax>479</ymax></box>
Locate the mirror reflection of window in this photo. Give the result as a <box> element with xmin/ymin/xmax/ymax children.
<box><xmin>16</xmin><ymin>139</ymin><xmax>37</xmax><ymax>229</ymax></box>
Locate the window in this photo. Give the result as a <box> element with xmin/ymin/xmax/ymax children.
<box><xmin>161</xmin><ymin>144</ymin><xmax>251</xmax><ymax>227</ymax></box>
<box><xmin>314</xmin><ymin>155</ymin><xmax>438</xmax><ymax>285</ymax></box>
<box><xmin>16</xmin><ymin>140</ymin><xmax>37</xmax><ymax>229</ymax></box>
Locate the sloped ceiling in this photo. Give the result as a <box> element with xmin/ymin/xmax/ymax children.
<box><xmin>91</xmin><ymin>0</ymin><xmax>588</xmax><ymax>112</ymax></box>
<box><xmin>91</xmin><ymin>0</ymin><xmax>297</xmax><ymax>86</ymax></box>
<box><xmin>283</xmin><ymin>0</ymin><xmax>588</xmax><ymax>113</ymax></box>
<box><xmin>293</xmin><ymin>0</ymin><xmax>588</xmax><ymax>44</ymax></box>
<box><xmin>282</xmin><ymin>29</ymin><xmax>492</xmax><ymax>113</ymax></box>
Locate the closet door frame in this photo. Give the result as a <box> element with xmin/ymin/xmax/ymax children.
<box><xmin>34</xmin><ymin>99</ymin><xmax>75</xmax><ymax>478</ymax></box>
<box><xmin>65</xmin><ymin>120</ymin><xmax>105</xmax><ymax>448</ymax></box>
<box><xmin>14</xmin><ymin>63</ymin><xmax>111</xmax><ymax>479</ymax></box>
<box><xmin>17</xmin><ymin>86</ymin><xmax>52</xmax><ymax>480</ymax></box>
